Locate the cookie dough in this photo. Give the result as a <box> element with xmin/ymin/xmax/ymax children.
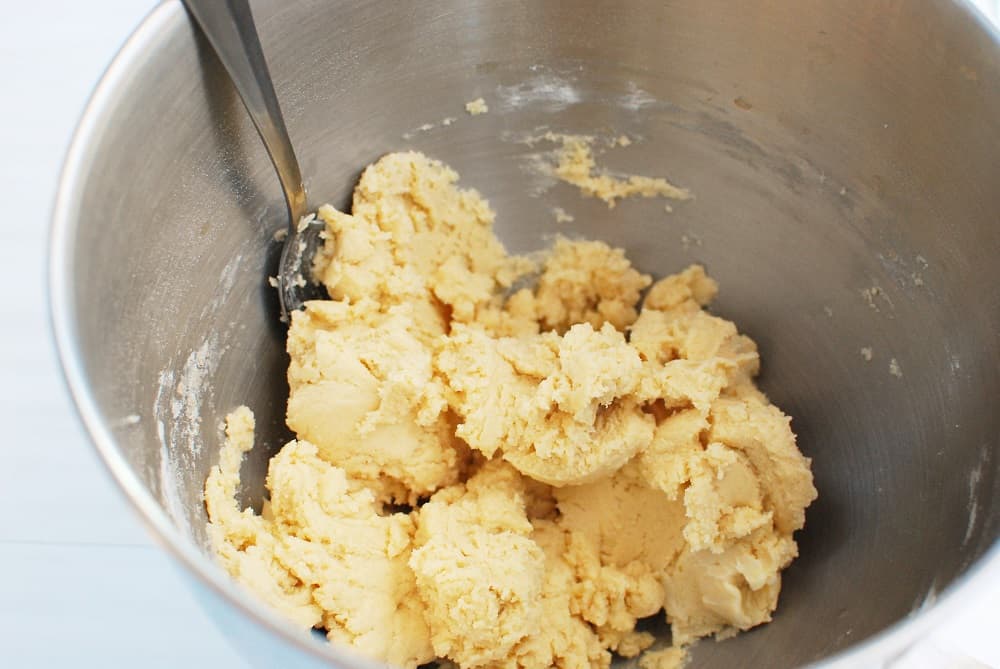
<box><xmin>410</xmin><ymin>460</ymin><xmax>544</xmax><ymax>667</ymax></box>
<box><xmin>205</xmin><ymin>407</ymin><xmax>434</xmax><ymax>667</ymax></box>
<box><xmin>205</xmin><ymin>151</ymin><xmax>817</xmax><ymax>669</ymax></box>
<box><xmin>548</xmin><ymin>134</ymin><xmax>691</xmax><ymax>208</ymax></box>
<box><xmin>466</xmin><ymin>97</ymin><xmax>489</xmax><ymax>115</ymax></box>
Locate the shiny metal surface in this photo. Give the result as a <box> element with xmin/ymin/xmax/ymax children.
<box><xmin>50</xmin><ymin>1</ymin><xmax>1000</xmax><ymax>667</ymax></box>
<box><xmin>181</xmin><ymin>0</ymin><xmax>319</xmax><ymax>320</ymax></box>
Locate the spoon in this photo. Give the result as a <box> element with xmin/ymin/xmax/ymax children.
<box><xmin>181</xmin><ymin>0</ymin><xmax>325</xmax><ymax>322</ymax></box>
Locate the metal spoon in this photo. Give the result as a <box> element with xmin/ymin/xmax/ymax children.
<box><xmin>181</xmin><ymin>0</ymin><xmax>325</xmax><ymax>322</ymax></box>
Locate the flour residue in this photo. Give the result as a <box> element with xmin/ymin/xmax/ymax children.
<box><xmin>402</xmin><ymin>115</ymin><xmax>461</xmax><ymax>140</ymax></box>
<box><xmin>877</xmin><ymin>250</ymin><xmax>930</xmax><ymax>291</ymax></box>
<box><xmin>949</xmin><ymin>355</ymin><xmax>962</xmax><ymax>374</ymax></box>
<box><xmin>153</xmin><ymin>335</ymin><xmax>222</xmax><ymax>532</ymax></box>
<box><xmin>617</xmin><ymin>82</ymin><xmax>659</xmax><ymax>111</ymax></box>
<box><xmin>492</xmin><ymin>73</ymin><xmax>658</xmax><ymax>113</ymax></box>
<box><xmin>516</xmin><ymin>149</ymin><xmax>561</xmax><ymax>197</ymax></box>
<box><xmin>172</xmin><ymin>335</ymin><xmax>221</xmax><ymax>456</ymax></box>
<box><xmin>154</xmin><ymin>370</ymin><xmax>188</xmax><ymax>532</ymax></box>
<box><xmin>680</xmin><ymin>232</ymin><xmax>703</xmax><ymax>252</ymax></box>
<box><xmin>495</xmin><ymin>74</ymin><xmax>581</xmax><ymax>113</ymax></box>
<box><xmin>110</xmin><ymin>413</ymin><xmax>141</xmax><ymax>428</ymax></box>
<box><xmin>204</xmin><ymin>252</ymin><xmax>244</xmax><ymax>317</ymax></box>
<box><xmin>551</xmin><ymin>207</ymin><xmax>575</xmax><ymax>223</ymax></box>
<box><xmin>158</xmin><ymin>421</ymin><xmax>191</xmax><ymax>534</ymax></box>
<box><xmin>963</xmin><ymin>457</ymin><xmax>984</xmax><ymax>546</ymax></box>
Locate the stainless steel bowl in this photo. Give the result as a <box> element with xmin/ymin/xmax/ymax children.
<box><xmin>50</xmin><ymin>1</ymin><xmax>1000</xmax><ymax>667</ymax></box>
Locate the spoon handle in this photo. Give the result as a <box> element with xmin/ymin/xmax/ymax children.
<box><xmin>181</xmin><ymin>0</ymin><xmax>308</xmax><ymax>227</ymax></box>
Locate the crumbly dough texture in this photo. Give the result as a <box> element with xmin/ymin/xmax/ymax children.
<box><xmin>205</xmin><ymin>152</ymin><xmax>817</xmax><ymax>668</ymax></box>
<box><xmin>548</xmin><ymin>134</ymin><xmax>691</xmax><ymax>208</ymax></box>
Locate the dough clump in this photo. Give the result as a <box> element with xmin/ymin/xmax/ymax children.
<box><xmin>206</xmin><ymin>152</ymin><xmax>817</xmax><ymax>669</ymax></box>
<box><xmin>547</xmin><ymin>134</ymin><xmax>691</xmax><ymax>208</ymax></box>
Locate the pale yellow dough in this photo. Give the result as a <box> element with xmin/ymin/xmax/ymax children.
<box><xmin>205</xmin><ymin>151</ymin><xmax>817</xmax><ymax>668</ymax></box>
<box><xmin>410</xmin><ymin>460</ymin><xmax>545</xmax><ymax>667</ymax></box>
<box><xmin>205</xmin><ymin>407</ymin><xmax>434</xmax><ymax>667</ymax></box>
<box><xmin>548</xmin><ymin>134</ymin><xmax>691</xmax><ymax>208</ymax></box>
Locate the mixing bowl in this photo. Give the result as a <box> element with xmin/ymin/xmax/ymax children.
<box><xmin>50</xmin><ymin>1</ymin><xmax>1000</xmax><ymax>667</ymax></box>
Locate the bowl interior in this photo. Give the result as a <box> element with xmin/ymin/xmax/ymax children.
<box><xmin>58</xmin><ymin>1</ymin><xmax>1000</xmax><ymax>667</ymax></box>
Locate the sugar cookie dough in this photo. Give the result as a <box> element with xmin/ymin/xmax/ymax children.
<box><xmin>465</xmin><ymin>97</ymin><xmax>489</xmax><ymax>115</ymax></box>
<box><xmin>206</xmin><ymin>151</ymin><xmax>817</xmax><ymax>669</ymax></box>
<box><xmin>545</xmin><ymin>134</ymin><xmax>691</xmax><ymax>208</ymax></box>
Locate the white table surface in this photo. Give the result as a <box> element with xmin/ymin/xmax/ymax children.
<box><xmin>0</xmin><ymin>1</ymin><xmax>997</xmax><ymax>667</ymax></box>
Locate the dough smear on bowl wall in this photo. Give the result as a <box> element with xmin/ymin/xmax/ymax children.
<box><xmin>205</xmin><ymin>152</ymin><xmax>817</xmax><ymax>668</ymax></box>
